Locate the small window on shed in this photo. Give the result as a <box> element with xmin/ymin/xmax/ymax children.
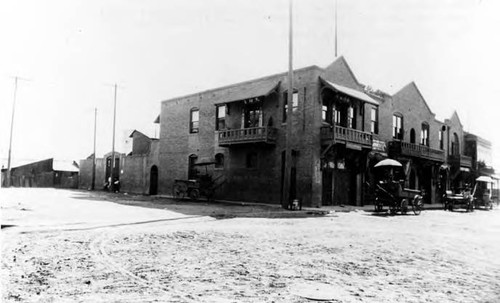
<box><xmin>215</xmin><ymin>153</ymin><xmax>224</xmax><ymax>169</ymax></box>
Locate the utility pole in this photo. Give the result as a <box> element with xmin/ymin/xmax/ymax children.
<box><xmin>110</xmin><ymin>84</ymin><xmax>118</xmax><ymax>192</ymax></box>
<box><xmin>6</xmin><ymin>76</ymin><xmax>29</xmax><ymax>187</ymax></box>
<box><xmin>282</xmin><ymin>0</ymin><xmax>294</xmax><ymax>209</ymax></box>
<box><xmin>91</xmin><ymin>108</ymin><xmax>97</xmax><ymax>190</ymax></box>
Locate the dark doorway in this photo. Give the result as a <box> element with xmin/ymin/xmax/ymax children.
<box><xmin>150</xmin><ymin>165</ymin><xmax>158</xmax><ymax>195</ymax></box>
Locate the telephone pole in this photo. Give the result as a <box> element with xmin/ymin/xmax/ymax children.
<box><xmin>91</xmin><ymin>108</ymin><xmax>97</xmax><ymax>190</ymax></box>
<box><xmin>6</xmin><ymin>76</ymin><xmax>29</xmax><ymax>187</ymax></box>
<box><xmin>282</xmin><ymin>0</ymin><xmax>294</xmax><ymax>209</ymax></box>
<box><xmin>110</xmin><ymin>84</ymin><xmax>118</xmax><ymax>192</ymax></box>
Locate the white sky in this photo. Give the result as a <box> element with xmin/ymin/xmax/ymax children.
<box><xmin>1</xmin><ymin>0</ymin><xmax>499</xmax><ymax>171</ymax></box>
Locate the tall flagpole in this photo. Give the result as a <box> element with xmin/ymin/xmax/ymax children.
<box><xmin>282</xmin><ymin>0</ymin><xmax>294</xmax><ymax>209</ymax></box>
<box><xmin>91</xmin><ymin>108</ymin><xmax>97</xmax><ymax>190</ymax></box>
<box><xmin>335</xmin><ymin>0</ymin><xmax>338</xmax><ymax>57</ymax></box>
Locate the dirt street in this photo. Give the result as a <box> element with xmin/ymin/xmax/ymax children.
<box><xmin>1</xmin><ymin>188</ymin><xmax>500</xmax><ymax>302</ymax></box>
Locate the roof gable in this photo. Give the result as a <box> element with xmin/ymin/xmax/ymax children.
<box><xmin>450</xmin><ymin>110</ymin><xmax>463</xmax><ymax>128</ymax></box>
<box><xmin>392</xmin><ymin>82</ymin><xmax>434</xmax><ymax>116</ymax></box>
<box><xmin>322</xmin><ymin>56</ymin><xmax>362</xmax><ymax>90</ymax></box>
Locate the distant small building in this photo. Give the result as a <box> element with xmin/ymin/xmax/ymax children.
<box><xmin>78</xmin><ymin>129</ymin><xmax>159</xmax><ymax>194</ymax></box>
<box><xmin>1</xmin><ymin>158</ymin><xmax>79</xmax><ymax>188</ymax></box>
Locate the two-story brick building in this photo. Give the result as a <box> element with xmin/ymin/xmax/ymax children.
<box><xmin>159</xmin><ymin>56</ymin><xmax>380</xmax><ymax>207</ymax></box>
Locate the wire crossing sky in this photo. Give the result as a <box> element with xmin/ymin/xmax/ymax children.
<box><xmin>1</xmin><ymin>0</ymin><xmax>499</xmax><ymax>170</ymax></box>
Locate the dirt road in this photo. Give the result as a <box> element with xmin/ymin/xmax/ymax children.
<box><xmin>2</xmin><ymin>188</ymin><xmax>500</xmax><ymax>302</ymax></box>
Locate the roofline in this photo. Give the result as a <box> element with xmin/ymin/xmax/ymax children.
<box><xmin>331</xmin><ymin>55</ymin><xmax>362</xmax><ymax>87</ymax></box>
<box><xmin>465</xmin><ymin>132</ymin><xmax>492</xmax><ymax>146</ymax></box>
<box><xmin>451</xmin><ymin>110</ymin><xmax>464</xmax><ymax>128</ymax></box>
<box><xmin>9</xmin><ymin>158</ymin><xmax>53</xmax><ymax>170</ymax></box>
<box><xmin>392</xmin><ymin>81</ymin><xmax>434</xmax><ymax>115</ymax></box>
<box><xmin>161</xmin><ymin>65</ymin><xmax>323</xmax><ymax>104</ymax></box>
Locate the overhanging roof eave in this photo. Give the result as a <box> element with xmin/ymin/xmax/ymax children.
<box><xmin>320</xmin><ymin>77</ymin><xmax>379</xmax><ymax>105</ymax></box>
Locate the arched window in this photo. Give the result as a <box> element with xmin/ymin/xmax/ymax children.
<box><xmin>452</xmin><ymin>133</ymin><xmax>460</xmax><ymax>155</ymax></box>
<box><xmin>410</xmin><ymin>129</ymin><xmax>416</xmax><ymax>144</ymax></box>
<box><xmin>421</xmin><ymin>123</ymin><xmax>429</xmax><ymax>146</ymax></box>
<box><xmin>188</xmin><ymin>154</ymin><xmax>198</xmax><ymax>179</ymax></box>
<box><xmin>215</xmin><ymin>153</ymin><xmax>224</xmax><ymax>169</ymax></box>
<box><xmin>392</xmin><ymin>113</ymin><xmax>404</xmax><ymax>140</ymax></box>
<box><xmin>190</xmin><ymin>108</ymin><xmax>199</xmax><ymax>133</ymax></box>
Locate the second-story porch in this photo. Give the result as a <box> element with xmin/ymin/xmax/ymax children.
<box><xmin>215</xmin><ymin>80</ymin><xmax>280</xmax><ymax>147</ymax></box>
<box><xmin>319</xmin><ymin>77</ymin><xmax>377</xmax><ymax>151</ymax></box>
<box><xmin>320</xmin><ymin>125</ymin><xmax>373</xmax><ymax>149</ymax></box>
<box><xmin>218</xmin><ymin>127</ymin><xmax>277</xmax><ymax>146</ymax></box>
<box><xmin>388</xmin><ymin>141</ymin><xmax>445</xmax><ymax>162</ymax></box>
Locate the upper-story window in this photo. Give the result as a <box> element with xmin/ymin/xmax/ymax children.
<box><xmin>439</xmin><ymin>128</ymin><xmax>444</xmax><ymax>150</ymax></box>
<box><xmin>347</xmin><ymin>106</ymin><xmax>356</xmax><ymax>129</ymax></box>
<box><xmin>283</xmin><ymin>91</ymin><xmax>298</xmax><ymax>123</ymax></box>
<box><xmin>370</xmin><ymin>107</ymin><xmax>378</xmax><ymax>134</ymax></box>
<box><xmin>215</xmin><ymin>105</ymin><xmax>226</xmax><ymax>131</ymax></box>
<box><xmin>451</xmin><ymin>133</ymin><xmax>460</xmax><ymax>155</ymax></box>
<box><xmin>410</xmin><ymin>129</ymin><xmax>416</xmax><ymax>144</ymax></box>
<box><xmin>421</xmin><ymin>123</ymin><xmax>429</xmax><ymax>146</ymax></box>
<box><xmin>243</xmin><ymin>100</ymin><xmax>262</xmax><ymax>128</ymax></box>
<box><xmin>190</xmin><ymin>108</ymin><xmax>199</xmax><ymax>133</ymax></box>
<box><xmin>392</xmin><ymin>114</ymin><xmax>404</xmax><ymax>140</ymax></box>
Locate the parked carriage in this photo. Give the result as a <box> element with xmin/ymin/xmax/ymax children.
<box><xmin>372</xmin><ymin>159</ymin><xmax>424</xmax><ymax>215</ymax></box>
<box><xmin>472</xmin><ymin>176</ymin><xmax>495</xmax><ymax>210</ymax></box>
<box><xmin>442</xmin><ymin>187</ymin><xmax>474</xmax><ymax>212</ymax></box>
<box><xmin>172</xmin><ymin>161</ymin><xmax>223</xmax><ymax>201</ymax></box>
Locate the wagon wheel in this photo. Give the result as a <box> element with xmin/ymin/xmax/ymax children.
<box><xmin>400</xmin><ymin>199</ymin><xmax>409</xmax><ymax>215</ymax></box>
<box><xmin>189</xmin><ymin>188</ymin><xmax>200</xmax><ymax>201</ymax></box>
<box><xmin>412</xmin><ymin>196</ymin><xmax>423</xmax><ymax>215</ymax></box>
<box><xmin>375</xmin><ymin>203</ymin><xmax>384</xmax><ymax>212</ymax></box>
<box><xmin>172</xmin><ymin>183</ymin><xmax>187</xmax><ymax>200</ymax></box>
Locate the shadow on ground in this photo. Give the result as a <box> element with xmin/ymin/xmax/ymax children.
<box><xmin>69</xmin><ymin>190</ymin><xmax>329</xmax><ymax>220</ymax></box>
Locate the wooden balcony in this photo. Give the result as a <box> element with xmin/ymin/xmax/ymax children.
<box><xmin>389</xmin><ymin>141</ymin><xmax>445</xmax><ymax>162</ymax></box>
<box><xmin>218</xmin><ymin>127</ymin><xmax>277</xmax><ymax>146</ymax></box>
<box><xmin>448</xmin><ymin>154</ymin><xmax>473</xmax><ymax>168</ymax></box>
<box><xmin>320</xmin><ymin>125</ymin><xmax>373</xmax><ymax>149</ymax></box>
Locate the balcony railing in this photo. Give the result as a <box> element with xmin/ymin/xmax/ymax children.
<box><xmin>389</xmin><ymin>141</ymin><xmax>445</xmax><ymax>162</ymax></box>
<box><xmin>448</xmin><ymin>154</ymin><xmax>473</xmax><ymax>168</ymax></box>
<box><xmin>218</xmin><ymin>127</ymin><xmax>277</xmax><ymax>146</ymax></box>
<box><xmin>320</xmin><ymin>125</ymin><xmax>373</xmax><ymax>148</ymax></box>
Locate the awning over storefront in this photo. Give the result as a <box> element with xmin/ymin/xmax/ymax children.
<box><xmin>320</xmin><ymin>77</ymin><xmax>379</xmax><ymax>105</ymax></box>
<box><xmin>214</xmin><ymin>81</ymin><xmax>281</xmax><ymax>104</ymax></box>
